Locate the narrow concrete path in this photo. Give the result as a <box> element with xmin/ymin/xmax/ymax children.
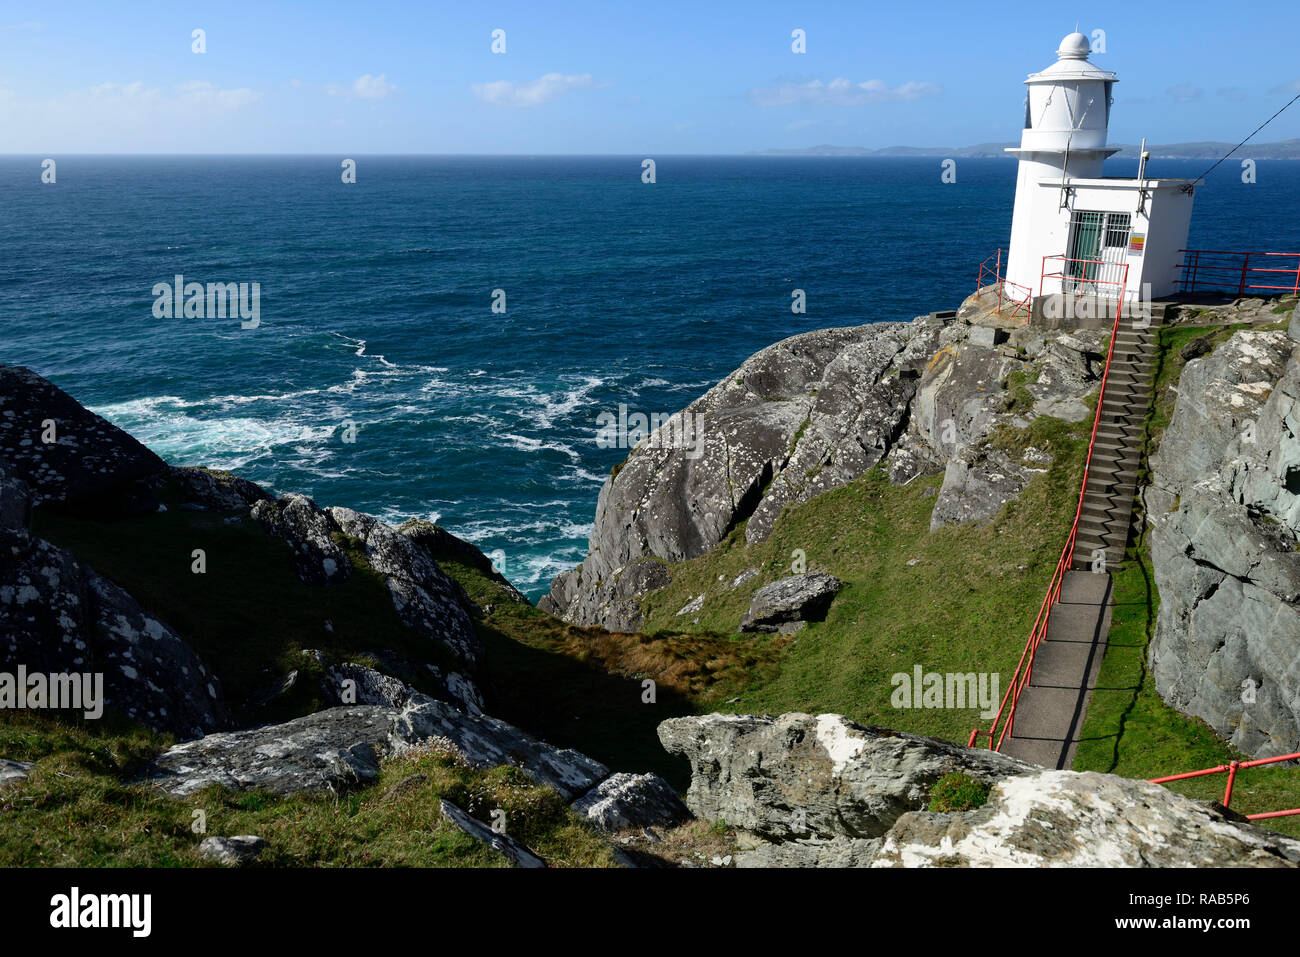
<box><xmin>1002</xmin><ymin>570</ymin><xmax>1113</xmax><ymax>769</ymax></box>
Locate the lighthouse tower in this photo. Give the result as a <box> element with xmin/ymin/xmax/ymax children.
<box><xmin>1002</xmin><ymin>31</ymin><xmax>1200</xmax><ymax>312</ymax></box>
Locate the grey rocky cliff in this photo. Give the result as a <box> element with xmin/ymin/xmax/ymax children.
<box><xmin>1147</xmin><ymin>328</ymin><xmax>1300</xmax><ymax>756</ymax></box>
<box><xmin>546</xmin><ymin>312</ymin><xmax>1107</xmax><ymax>631</ymax></box>
<box><xmin>660</xmin><ymin>712</ymin><xmax>1300</xmax><ymax>867</ymax></box>
<box><xmin>0</xmin><ymin>365</ymin><xmax>165</xmax><ymax>511</ymax></box>
<box><xmin>0</xmin><ymin>467</ymin><xmax>228</xmax><ymax>738</ymax></box>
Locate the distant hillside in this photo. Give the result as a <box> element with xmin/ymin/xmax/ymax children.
<box><xmin>754</xmin><ymin>139</ymin><xmax>1300</xmax><ymax>160</ymax></box>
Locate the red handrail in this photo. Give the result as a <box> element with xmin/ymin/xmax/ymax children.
<box><xmin>976</xmin><ymin>248</ymin><xmax>1033</xmax><ymax>320</ymax></box>
<box><xmin>1177</xmin><ymin>249</ymin><xmax>1300</xmax><ymax>296</ymax></box>
<box><xmin>967</xmin><ymin>260</ymin><xmax>1129</xmax><ymax>752</ymax></box>
<box><xmin>1151</xmin><ymin>751</ymin><xmax>1300</xmax><ymax>820</ymax></box>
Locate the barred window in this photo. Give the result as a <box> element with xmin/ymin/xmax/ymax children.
<box><xmin>1104</xmin><ymin>213</ymin><xmax>1131</xmax><ymax>248</ymax></box>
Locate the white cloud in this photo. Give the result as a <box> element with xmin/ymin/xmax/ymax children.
<box><xmin>1166</xmin><ymin>83</ymin><xmax>1204</xmax><ymax>102</ymax></box>
<box><xmin>0</xmin><ymin>80</ymin><xmax>265</xmax><ymax>150</ymax></box>
<box><xmin>472</xmin><ymin>72</ymin><xmax>599</xmax><ymax>107</ymax></box>
<box><xmin>1217</xmin><ymin>86</ymin><xmax>1248</xmax><ymax>102</ymax></box>
<box><xmin>1269</xmin><ymin>79</ymin><xmax>1300</xmax><ymax>94</ymax></box>
<box><xmin>324</xmin><ymin>73</ymin><xmax>397</xmax><ymax>100</ymax></box>
<box><xmin>750</xmin><ymin>78</ymin><xmax>940</xmax><ymax>108</ymax></box>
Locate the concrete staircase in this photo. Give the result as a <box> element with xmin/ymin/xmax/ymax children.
<box><xmin>1069</xmin><ymin>314</ymin><xmax>1159</xmax><ymax>572</ymax></box>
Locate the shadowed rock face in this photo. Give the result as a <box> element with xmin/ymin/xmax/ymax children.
<box><xmin>1147</xmin><ymin>329</ymin><xmax>1300</xmax><ymax>757</ymax></box>
<box><xmin>0</xmin><ymin>365</ymin><xmax>166</xmax><ymax>511</ymax></box>
<box><xmin>0</xmin><ymin>475</ymin><xmax>228</xmax><ymax>739</ymax></box>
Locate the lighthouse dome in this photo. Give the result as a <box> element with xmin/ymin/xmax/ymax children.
<box><xmin>1057</xmin><ymin>32</ymin><xmax>1091</xmax><ymax>59</ymax></box>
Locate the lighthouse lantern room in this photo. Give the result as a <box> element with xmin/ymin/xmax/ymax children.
<box><xmin>1003</xmin><ymin>32</ymin><xmax>1200</xmax><ymax>312</ymax></box>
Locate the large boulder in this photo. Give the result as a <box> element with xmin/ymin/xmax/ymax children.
<box><xmin>144</xmin><ymin>705</ymin><xmax>395</xmax><ymax>796</ymax></box>
<box><xmin>0</xmin><ymin>365</ymin><xmax>165</xmax><ymax>510</ymax></box>
<box><xmin>873</xmin><ymin>769</ymin><xmax>1300</xmax><ymax>868</ymax></box>
<box><xmin>1147</xmin><ymin>330</ymin><xmax>1300</xmax><ymax>756</ymax></box>
<box><xmin>657</xmin><ymin>713</ymin><xmax>1032</xmax><ymax>841</ymax></box>
<box><xmin>661</xmin><ymin>712</ymin><xmax>1300</xmax><ymax>868</ymax></box>
<box><xmin>572</xmin><ymin>772</ymin><xmax>692</xmax><ymax>832</ymax></box>
<box><xmin>738</xmin><ymin>573</ymin><xmax>841</xmax><ymax>633</ymax></box>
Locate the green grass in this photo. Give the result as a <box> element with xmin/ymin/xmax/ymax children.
<box><xmin>446</xmin><ymin>559</ymin><xmax>782</xmax><ymax>789</ymax></box>
<box><xmin>0</xmin><ymin>712</ymin><xmax>616</xmax><ymax>867</ymax></box>
<box><xmin>927</xmin><ymin>772</ymin><xmax>991</xmax><ymax>812</ymax></box>
<box><xmin>625</xmin><ymin>414</ymin><xmax>1090</xmax><ymax>745</ymax></box>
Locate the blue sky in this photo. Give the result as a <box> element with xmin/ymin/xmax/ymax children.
<box><xmin>2</xmin><ymin>0</ymin><xmax>1298</xmax><ymax>153</ymax></box>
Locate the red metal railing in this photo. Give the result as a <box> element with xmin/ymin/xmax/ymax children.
<box><xmin>1178</xmin><ymin>249</ymin><xmax>1300</xmax><ymax>296</ymax></box>
<box><xmin>975</xmin><ymin>248</ymin><xmax>1033</xmax><ymax>320</ymax></box>
<box><xmin>1150</xmin><ymin>752</ymin><xmax>1300</xmax><ymax>820</ymax></box>
<box><xmin>967</xmin><ymin>259</ymin><xmax>1129</xmax><ymax>752</ymax></box>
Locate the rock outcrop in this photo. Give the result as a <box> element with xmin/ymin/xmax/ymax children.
<box><xmin>660</xmin><ymin>712</ymin><xmax>1300</xmax><ymax>867</ymax></box>
<box><xmin>545</xmin><ymin>312</ymin><xmax>1107</xmax><ymax>631</ymax></box>
<box><xmin>737</xmin><ymin>572</ymin><xmax>841</xmax><ymax>633</ymax></box>
<box><xmin>572</xmin><ymin>772</ymin><xmax>692</xmax><ymax>832</ymax></box>
<box><xmin>1147</xmin><ymin>329</ymin><xmax>1300</xmax><ymax>756</ymax></box>
<box><xmin>873</xmin><ymin>770</ymin><xmax>1300</xmax><ymax>868</ymax></box>
<box><xmin>250</xmin><ymin>494</ymin><xmax>352</xmax><ymax>585</ymax></box>
<box><xmin>0</xmin><ymin>473</ymin><xmax>228</xmax><ymax>738</ymax></box>
<box><xmin>0</xmin><ymin>365</ymin><xmax>165</xmax><ymax>511</ymax></box>
<box><xmin>658</xmin><ymin>712</ymin><xmax>1031</xmax><ymax>841</ymax></box>
<box><xmin>145</xmin><ymin>705</ymin><xmax>395</xmax><ymax>796</ymax></box>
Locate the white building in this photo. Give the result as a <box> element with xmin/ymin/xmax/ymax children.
<box><xmin>1003</xmin><ymin>31</ymin><xmax>1200</xmax><ymax>307</ymax></box>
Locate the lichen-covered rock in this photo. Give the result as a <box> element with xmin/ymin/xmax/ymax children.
<box><xmin>250</xmin><ymin>493</ymin><xmax>351</xmax><ymax>585</ymax></box>
<box><xmin>167</xmin><ymin>466</ymin><xmax>272</xmax><ymax>511</ymax></box>
<box><xmin>736</xmin><ymin>836</ymin><xmax>882</xmax><ymax>868</ymax></box>
<box><xmin>0</xmin><ymin>364</ymin><xmax>166</xmax><ymax>510</ymax></box>
<box><xmin>391</xmin><ymin>694</ymin><xmax>608</xmax><ymax>800</ymax></box>
<box><xmin>397</xmin><ymin>518</ymin><xmax>529</xmax><ymax>605</ymax></box>
<box><xmin>738</xmin><ymin>573</ymin><xmax>841</xmax><ymax>633</ymax></box>
<box><xmin>328</xmin><ymin>508</ymin><xmax>482</xmax><ymax>667</ymax></box>
<box><xmin>572</xmin><ymin>772</ymin><xmax>691</xmax><ymax>832</ymax></box>
<box><xmin>0</xmin><ymin>527</ymin><xmax>227</xmax><ymax>739</ymax></box>
<box><xmin>1147</xmin><ymin>330</ymin><xmax>1300</xmax><ymax>756</ymax></box>
<box><xmin>657</xmin><ymin>712</ymin><xmax>1032</xmax><ymax>841</ymax></box>
<box><xmin>198</xmin><ymin>835</ymin><xmax>270</xmax><ymax>866</ymax></box>
<box><xmin>144</xmin><ymin>705</ymin><xmax>396</xmax><ymax>796</ymax></box>
<box><xmin>872</xmin><ymin>770</ymin><xmax>1300</xmax><ymax>868</ymax></box>
<box><xmin>548</xmin><ymin>312</ymin><xmax>1106</xmax><ymax>630</ymax></box>
<box><xmin>325</xmin><ymin>659</ymin><xmax>483</xmax><ymax>717</ymax></box>
<box><xmin>544</xmin><ymin>322</ymin><xmax>921</xmax><ymax>627</ymax></box>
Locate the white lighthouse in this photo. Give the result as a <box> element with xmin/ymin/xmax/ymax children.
<box><xmin>1003</xmin><ymin>31</ymin><xmax>1200</xmax><ymax>311</ymax></box>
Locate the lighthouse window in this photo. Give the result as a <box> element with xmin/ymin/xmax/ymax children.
<box><xmin>1104</xmin><ymin>213</ymin><xmax>1132</xmax><ymax>248</ymax></box>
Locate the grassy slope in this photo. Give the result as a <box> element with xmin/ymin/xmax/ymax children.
<box><xmin>0</xmin><ymin>713</ymin><xmax>614</xmax><ymax>867</ymax></box>
<box><xmin>1073</xmin><ymin>321</ymin><xmax>1300</xmax><ymax>838</ymax></box>
<box><xmin>630</xmin><ymin>414</ymin><xmax>1091</xmax><ymax>745</ymax></box>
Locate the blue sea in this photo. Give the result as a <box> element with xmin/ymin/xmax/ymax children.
<box><xmin>4</xmin><ymin>155</ymin><xmax>1299</xmax><ymax>598</ymax></box>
